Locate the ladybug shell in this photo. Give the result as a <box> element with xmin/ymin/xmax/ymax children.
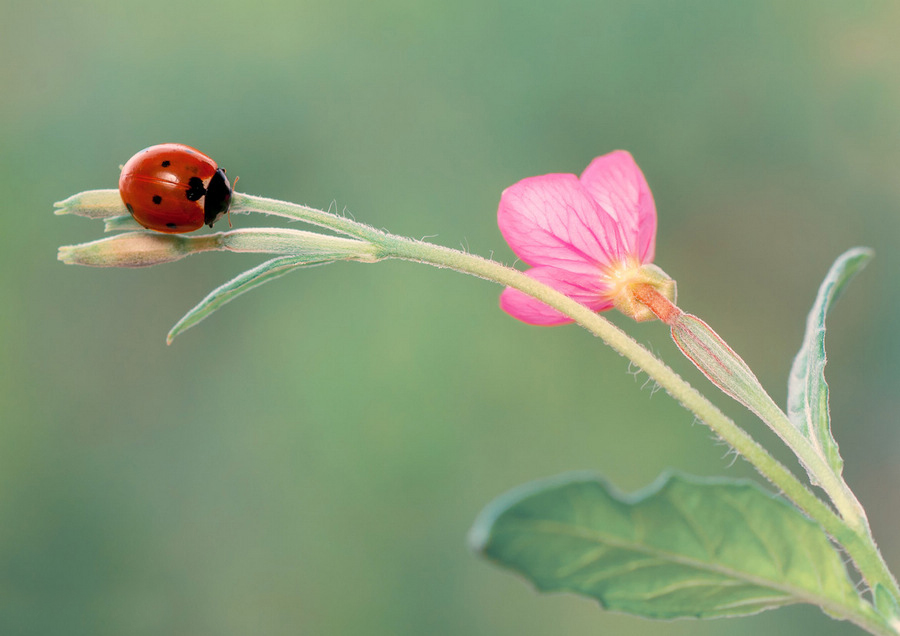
<box><xmin>118</xmin><ymin>143</ymin><xmax>232</xmax><ymax>234</ymax></box>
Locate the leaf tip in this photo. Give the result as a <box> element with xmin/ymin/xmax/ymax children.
<box><xmin>166</xmin><ymin>320</ymin><xmax>188</xmax><ymax>345</ymax></box>
<box><xmin>848</xmin><ymin>245</ymin><xmax>874</xmax><ymax>259</ymax></box>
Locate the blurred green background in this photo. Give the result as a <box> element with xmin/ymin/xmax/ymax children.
<box><xmin>2</xmin><ymin>1</ymin><xmax>900</xmax><ymax>634</ymax></box>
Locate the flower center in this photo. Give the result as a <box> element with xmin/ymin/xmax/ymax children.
<box><xmin>601</xmin><ymin>259</ymin><xmax>677</xmax><ymax>322</ymax></box>
<box><xmin>601</xmin><ymin>257</ymin><xmax>646</xmax><ymax>303</ymax></box>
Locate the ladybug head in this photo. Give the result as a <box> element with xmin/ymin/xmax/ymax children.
<box><xmin>204</xmin><ymin>168</ymin><xmax>233</xmax><ymax>228</ymax></box>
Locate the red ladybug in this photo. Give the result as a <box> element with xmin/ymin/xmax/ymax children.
<box><xmin>118</xmin><ymin>143</ymin><xmax>233</xmax><ymax>233</ymax></box>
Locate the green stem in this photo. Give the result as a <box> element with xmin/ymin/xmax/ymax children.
<box><xmin>667</xmin><ymin>306</ymin><xmax>871</xmax><ymax>535</ymax></box>
<box><xmin>231</xmin><ymin>193</ymin><xmax>389</xmax><ymax>243</ymax></box>
<box><xmin>750</xmin><ymin>386</ymin><xmax>871</xmax><ymax>534</ymax></box>
<box><xmin>231</xmin><ymin>192</ymin><xmax>900</xmax><ymax>629</ymax></box>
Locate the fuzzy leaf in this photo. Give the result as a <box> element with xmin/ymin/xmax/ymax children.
<box><xmin>167</xmin><ymin>255</ymin><xmax>332</xmax><ymax>343</ymax></box>
<box><xmin>787</xmin><ymin>247</ymin><xmax>873</xmax><ymax>479</ymax></box>
<box><xmin>471</xmin><ymin>472</ymin><xmax>865</xmax><ymax>621</ymax></box>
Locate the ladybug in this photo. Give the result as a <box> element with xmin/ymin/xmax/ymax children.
<box><xmin>118</xmin><ymin>143</ymin><xmax>233</xmax><ymax>233</ymax></box>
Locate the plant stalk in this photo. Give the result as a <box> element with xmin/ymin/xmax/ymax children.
<box><xmin>230</xmin><ymin>192</ymin><xmax>900</xmax><ymax>627</ymax></box>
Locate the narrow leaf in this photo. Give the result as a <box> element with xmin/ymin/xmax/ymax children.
<box><xmin>787</xmin><ymin>247</ymin><xmax>873</xmax><ymax>479</ymax></box>
<box><xmin>167</xmin><ymin>255</ymin><xmax>332</xmax><ymax>344</ymax></box>
<box><xmin>471</xmin><ymin>472</ymin><xmax>865</xmax><ymax>621</ymax></box>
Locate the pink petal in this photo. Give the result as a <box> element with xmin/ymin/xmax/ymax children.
<box><xmin>498</xmin><ymin>173</ymin><xmax>623</xmax><ymax>274</ymax></box>
<box><xmin>499</xmin><ymin>265</ymin><xmax>613</xmax><ymax>326</ymax></box>
<box><xmin>579</xmin><ymin>150</ymin><xmax>657</xmax><ymax>263</ymax></box>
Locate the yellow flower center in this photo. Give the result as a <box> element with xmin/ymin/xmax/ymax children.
<box><xmin>601</xmin><ymin>260</ymin><xmax>677</xmax><ymax>322</ymax></box>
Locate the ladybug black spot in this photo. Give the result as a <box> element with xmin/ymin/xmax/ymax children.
<box><xmin>152</xmin><ymin>195</ymin><xmax>162</xmax><ymax>204</ymax></box>
<box><xmin>185</xmin><ymin>176</ymin><xmax>206</xmax><ymax>201</ymax></box>
<box><xmin>161</xmin><ymin>160</ymin><xmax>171</xmax><ymax>167</ymax></box>
<box><xmin>166</xmin><ymin>223</ymin><xmax>177</xmax><ymax>229</ymax></box>
<box><xmin>125</xmin><ymin>203</ymin><xmax>134</xmax><ymax>214</ymax></box>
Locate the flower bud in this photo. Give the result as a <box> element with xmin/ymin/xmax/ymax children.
<box><xmin>57</xmin><ymin>232</ymin><xmax>218</xmax><ymax>267</ymax></box>
<box><xmin>54</xmin><ymin>189</ymin><xmax>127</xmax><ymax>219</ymax></box>
<box><xmin>58</xmin><ymin>228</ymin><xmax>382</xmax><ymax>268</ymax></box>
<box><xmin>671</xmin><ymin>313</ymin><xmax>776</xmax><ymax>422</ymax></box>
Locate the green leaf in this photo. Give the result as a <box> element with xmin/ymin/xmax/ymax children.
<box><xmin>787</xmin><ymin>247</ymin><xmax>873</xmax><ymax>480</ymax></box>
<box><xmin>471</xmin><ymin>472</ymin><xmax>864</xmax><ymax>621</ymax></box>
<box><xmin>166</xmin><ymin>255</ymin><xmax>333</xmax><ymax>344</ymax></box>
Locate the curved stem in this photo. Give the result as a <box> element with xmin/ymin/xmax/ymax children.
<box><xmin>230</xmin><ymin>193</ymin><xmax>389</xmax><ymax>243</ymax></box>
<box><xmin>751</xmin><ymin>386</ymin><xmax>871</xmax><ymax>533</ymax></box>
<box><xmin>635</xmin><ymin>285</ymin><xmax>872</xmax><ymax>537</ymax></box>
<box><xmin>232</xmin><ymin>193</ymin><xmax>900</xmax><ymax>620</ymax></box>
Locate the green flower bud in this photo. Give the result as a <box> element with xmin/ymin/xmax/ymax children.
<box><xmin>54</xmin><ymin>189</ymin><xmax>126</xmax><ymax>219</ymax></box>
<box><xmin>57</xmin><ymin>232</ymin><xmax>218</xmax><ymax>267</ymax></box>
<box><xmin>58</xmin><ymin>228</ymin><xmax>382</xmax><ymax>268</ymax></box>
<box><xmin>671</xmin><ymin>313</ymin><xmax>773</xmax><ymax>421</ymax></box>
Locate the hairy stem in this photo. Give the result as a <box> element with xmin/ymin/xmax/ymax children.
<box><xmin>231</xmin><ymin>192</ymin><xmax>900</xmax><ymax>626</ymax></box>
<box><xmin>635</xmin><ymin>285</ymin><xmax>872</xmax><ymax>537</ymax></box>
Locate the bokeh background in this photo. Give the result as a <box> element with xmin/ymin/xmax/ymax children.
<box><xmin>2</xmin><ymin>1</ymin><xmax>900</xmax><ymax>634</ymax></box>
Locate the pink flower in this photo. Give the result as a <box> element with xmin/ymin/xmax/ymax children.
<box><xmin>498</xmin><ymin>150</ymin><xmax>665</xmax><ymax>325</ymax></box>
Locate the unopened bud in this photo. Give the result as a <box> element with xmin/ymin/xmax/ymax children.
<box><xmin>58</xmin><ymin>232</ymin><xmax>218</xmax><ymax>267</ymax></box>
<box><xmin>58</xmin><ymin>228</ymin><xmax>382</xmax><ymax>268</ymax></box>
<box><xmin>54</xmin><ymin>189</ymin><xmax>127</xmax><ymax>219</ymax></box>
<box><xmin>671</xmin><ymin>313</ymin><xmax>777</xmax><ymax>422</ymax></box>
